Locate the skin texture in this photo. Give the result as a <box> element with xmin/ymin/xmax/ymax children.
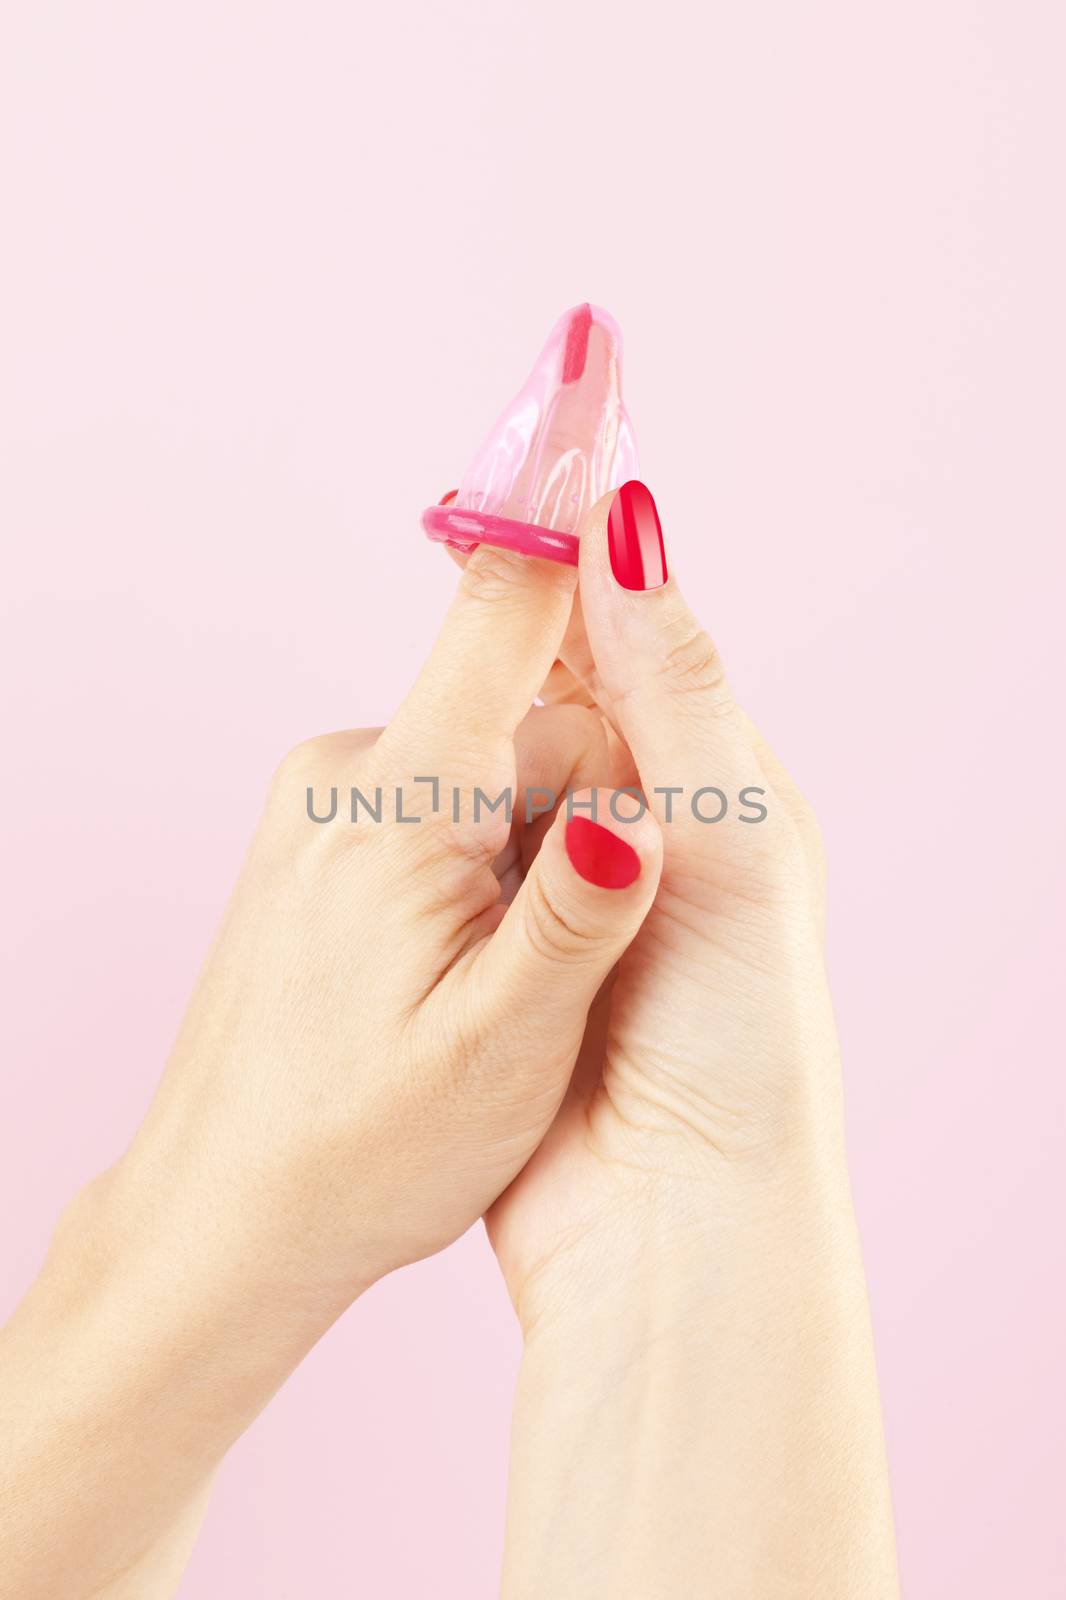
<box><xmin>0</xmin><ymin>492</ymin><xmax>898</xmax><ymax>1598</ymax></box>
<box><xmin>491</xmin><ymin>498</ymin><xmax>898</xmax><ymax>1597</ymax></box>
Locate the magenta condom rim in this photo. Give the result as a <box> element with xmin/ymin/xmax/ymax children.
<box><xmin>421</xmin><ymin>503</ymin><xmax>579</xmax><ymax>567</ymax></box>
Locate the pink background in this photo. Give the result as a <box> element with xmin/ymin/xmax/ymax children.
<box><xmin>2</xmin><ymin>2</ymin><xmax>1064</xmax><ymax>1595</ymax></box>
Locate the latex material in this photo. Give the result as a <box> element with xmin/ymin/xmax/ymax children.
<box><xmin>422</xmin><ymin>502</ymin><xmax>581</xmax><ymax>564</ymax></box>
<box><xmin>422</xmin><ymin>303</ymin><xmax>639</xmax><ymax>564</ymax></box>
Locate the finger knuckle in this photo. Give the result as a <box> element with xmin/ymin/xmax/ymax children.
<box><xmin>800</xmin><ymin>800</ymin><xmax>826</xmax><ymax>861</ymax></box>
<box><xmin>778</xmin><ymin>782</ymin><xmax>827</xmax><ymax>882</ymax></box>
<box><xmin>271</xmin><ymin>729</ymin><xmax>378</xmax><ymax>793</ymax></box>
<box><xmin>654</xmin><ymin>617</ymin><xmax>732</xmax><ymax>711</ymax></box>
<box><xmin>267</xmin><ymin>734</ymin><xmax>383</xmax><ymax>855</ymax></box>
<box><xmin>523</xmin><ymin>874</ymin><xmax>602</xmax><ymax>963</ymax></box>
<box><xmin>460</xmin><ymin>547</ymin><xmax>536</xmax><ymax>604</ymax></box>
<box><xmin>271</xmin><ymin>737</ymin><xmax>327</xmax><ymax>793</ymax></box>
<box><xmin>460</xmin><ymin>546</ymin><xmax>574</xmax><ymax>606</ymax></box>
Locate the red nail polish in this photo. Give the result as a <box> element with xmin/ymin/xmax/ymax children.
<box><xmin>607</xmin><ymin>479</ymin><xmax>668</xmax><ymax>591</ymax></box>
<box><xmin>565</xmin><ymin>816</ymin><xmax>641</xmax><ymax>889</ymax></box>
<box><xmin>561</xmin><ymin>302</ymin><xmax>592</xmax><ymax>384</ymax></box>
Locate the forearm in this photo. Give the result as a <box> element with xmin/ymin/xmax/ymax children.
<box><xmin>0</xmin><ymin>1167</ymin><xmax>350</xmax><ymax>1600</ymax></box>
<box><xmin>501</xmin><ymin>1156</ymin><xmax>899</xmax><ymax>1599</ymax></box>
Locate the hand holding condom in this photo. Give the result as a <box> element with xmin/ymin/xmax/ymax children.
<box><xmin>94</xmin><ymin>306</ymin><xmax>821</xmax><ymax>1389</ymax></box>
<box><xmin>0</xmin><ymin>308</ymin><xmax>891</xmax><ymax>1600</ymax></box>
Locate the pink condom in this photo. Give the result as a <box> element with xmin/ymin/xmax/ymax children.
<box><xmin>422</xmin><ymin>303</ymin><xmax>639</xmax><ymax>565</ymax></box>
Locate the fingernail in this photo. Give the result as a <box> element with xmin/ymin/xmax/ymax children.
<box><xmin>565</xmin><ymin>816</ymin><xmax>641</xmax><ymax>889</ymax></box>
<box><xmin>607</xmin><ymin>479</ymin><xmax>668</xmax><ymax>591</ymax></box>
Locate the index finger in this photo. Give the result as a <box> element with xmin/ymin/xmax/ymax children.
<box><xmin>382</xmin><ymin>543</ymin><xmax>577</xmax><ymax>773</ymax></box>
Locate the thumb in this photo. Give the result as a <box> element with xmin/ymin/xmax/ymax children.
<box><xmin>472</xmin><ymin>788</ymin><xmax>661</xmax><ymax>1026</ymax></box>
<box><xmin>578</xmin><ymin>480</ymin><xmax>761</xmax><ymax>817</ymax></box>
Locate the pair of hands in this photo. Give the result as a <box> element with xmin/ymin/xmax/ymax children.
<box><xmin>2</xmin><ymin>484</ymin><xmax>898</xmax><ymax>1600</ymax></box>
<box><xmin>0</xmin><ymin>483</ymin><xmax>896</xmax><ymax>1600</ymax></box>
<box><xmin>105</xmin><ymin>487</ymin><xmax>833</xmax><ymax>1337</ymax></box>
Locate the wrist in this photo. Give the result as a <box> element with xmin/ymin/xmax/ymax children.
<box><xmin>36</xmin><ymin>1161</ymin><xmax>343</xmax><ymax>1417</ymax></box>
<box><xmin>502</xmin><ymin>1153</ymin><xmax>897</xmax><ymax>1600</ymax></box>
<box><xmin>508</xmin><ymin>1125</ymin><xmax>858</xmax><ymax>1343</ymax></box>
<box><xmin>0</xmin><ymin>1143</ymin><xmax>384</xmax><ymax>1599</ymax></box>
<box><xmin>91</xmin><ymin>1122</ymin><xmax>385</xmax><ymax>1328</ymax></box>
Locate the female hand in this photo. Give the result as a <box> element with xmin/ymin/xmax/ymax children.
<box><xmin>489</xmin><ymin>486</ymin><xmax>831</xmax><ymax>1309</ymax></box>
<box><xmin>0</xmin><ymin>543</ymin><xmax>665</xmax><ymax>1599</ymax></box>
<box><xmin>115</xmin><ymin>544</ymin><xmax>665</xmax><ymax>1303</ymax></box>
<box><xmin>489</xmin><ymin>485</ymin><xmax>899</xmax><ymax>1598</ymax></box>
